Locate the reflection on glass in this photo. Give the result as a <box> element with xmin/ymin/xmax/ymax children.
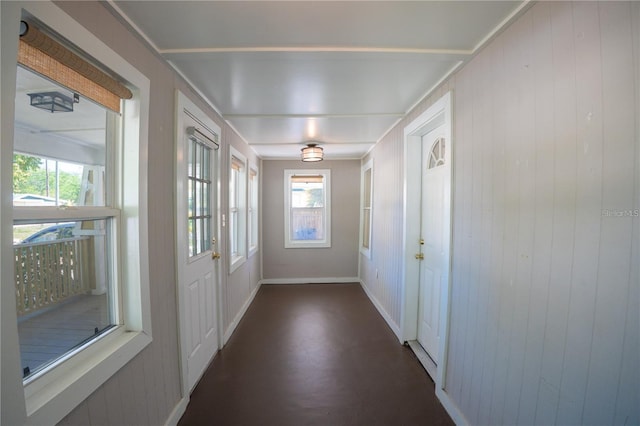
<box><xmin>13</xmin><ymin>219</ymin><xmax>114</xmax><ymax>379</ymax></box>
<box><xmin>290</xmin><ymin>178</ymin><xmax>325</xmax><ymax>241</ymax></box>
<box><xmin>187</xmin><ymin>137</ymin><xmax>213</xmax><ymax>257</ymax></box>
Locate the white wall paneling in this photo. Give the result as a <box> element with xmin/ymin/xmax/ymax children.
<box><xmin>360</xmin><ymin>2</ymin><xmax>639</xmax><ymax>424</ymax></box>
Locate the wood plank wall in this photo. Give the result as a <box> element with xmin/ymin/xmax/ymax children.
<box><xmin>50</xmin><ymin>2</ymin><xmax>262</xmax><ymax>425</ymax></box>
<box><xmin>361</xmin><ymin>2</ymin><xmax>639</xmax><ymax>424</ymax></box>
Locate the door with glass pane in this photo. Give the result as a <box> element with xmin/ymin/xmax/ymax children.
<box><xmin>176</xmin><ymin>96</ymin><xmax>221</xmax><ymax>393</ymax></box>
<box><xmin>417</xmin><ymin>126</ymin><xmax>449</xmax><ymax>365</ymax></box>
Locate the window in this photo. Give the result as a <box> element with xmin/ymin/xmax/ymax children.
<box><xmin>229</xmin><ymin>147</ymin><xmax>246</xmax><ymax>271</ymax></box>
<box><xmin>428</xmin><ymin>137</ymin><xmax>446</xmax><ymax>169</ymax></box>
<box><xmin>1</xmin><ymin>4</ymin><xmax>151</xmax><ymax>424</ymax></box>
<box><xmin>284</xmin><ymin>169</ymin><xmax>331</xmax><ymax>248</ymax></box>
<box><xmin>248</xmin><ymin>166</ymin><xmax>259</xmax><ymax>256</ymax></box>
<box><xmin>187</xmin><ymin>131</ymin><xmax>215</xmax><ymax>258</ymax></box>
<box><xmin>360</xmin><ymin>159</ymin><xmax>373</xmax><ymax>258</ymax></box>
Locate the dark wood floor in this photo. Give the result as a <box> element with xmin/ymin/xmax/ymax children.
<box><xmin>178</xmin><ymin>283</ymin><xmax>454</xmax><ymax>426</ymax></box>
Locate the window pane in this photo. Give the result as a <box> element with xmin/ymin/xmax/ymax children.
<box><xmin>187</xmin><ymin>178</ymin><xmax>194</xmax><ymax>219</ymax></box>
<box><xmin>188</xmin><ymin>136</ymin><xmax>194</xmax><ymax>177</ymax></box>
<box><xmin>230</xmin><ymin>210</ymin><xmax>237</xmax><ymax>255</ymax></box>
<box><xmin>188</xmin><ymin>218</ymin><xmax>195</xmax><ymax>257</ymax></box>
<box><xmin>196</xmin><ymin>218</ymin><xmax>202</xmax><ymax>254</ymax></box>
<box><xmin>203</xmin><ymin>145</ymin><xmax>210</xmax><ymax>180</ymax></box>
<box><xmin>204</xmin><ymin>217</ymin><xmax>211</xmax><ymax>252</ymax></box>
<box><xmin>291</xmin><ymin>181</ymin><xmax>324</xmax><ymax>208</ymax></box>
<box><xmin>203</xmin><ymin>181</ymin><xmax>210</xmax><ymax>215</ymax></box>
<box><xmin>363</xmin><ymin>168</ymin><xmax>372</xmax><ymax>207</ymax></box>
<box><xmin>14</xmin><ymin>219</ymin><xmax>114</xmax><ymax>379</ymax></box>
<box><xmin>291</xmin><ymin>207</ymin><xmax>324</xmax><ymax>240</ymax></box>
<box><xmin>14</xmin><ymin>68</ymin><xmax>109</xmax><ymax>207</ymax></box>
<box><xmin>229</xmin><ymin>169</ymin><xmax>237</xmax><ymax>209</ymax></box>
<box><xmin>362</xmin><ymin>209</ymin><xmax>371</xmax><ymax>248</ymax></box>
<box><xmin>187</xmin><ymin>138</ymin><xmax>212</xmax><ymax>258</ymax></box>
<box><xmin>195</xmin><ymin>180</ymin><xmax>201</xmax><ymax>217</ymax></box>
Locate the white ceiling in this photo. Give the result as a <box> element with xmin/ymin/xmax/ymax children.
<box><xmin>109</xmin><ymin>1</ymin><xmax>526</xmax><ymax>160</ymax></box>
<box><xmin>14</xmin><ymin>67</ymin><xmax>106</xmax><ymax>149</ymax></box>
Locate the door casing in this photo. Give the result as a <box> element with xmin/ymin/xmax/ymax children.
<box><xmin>401</xmin><ymin>91</ymin><xmax>453</xmax><ymax>391</ymax></box>
<box><xmin>175</xmin><ymin>90</ymin><xmax>223</xmax><ymax>398</ymax></box>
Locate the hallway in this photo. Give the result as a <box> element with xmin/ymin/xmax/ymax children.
<box><xmin>178</xmin><ymin>283</ymin><xmax>453</xmax><ymax>425</ymax></box>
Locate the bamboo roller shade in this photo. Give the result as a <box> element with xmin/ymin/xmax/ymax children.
<box><xmin>291</xmin><ymin>175</ymin><xmax>324</xmax><ymax>184</ymax></box>
<box><xmin>18</xmin><ymin>22</ymin><xmax>132</xmax><ymax>113</ymax></box>
<box><xmin>231</xmin><ymin>157</ymin><xmax>244</xmax><ymax>171</ymax></box>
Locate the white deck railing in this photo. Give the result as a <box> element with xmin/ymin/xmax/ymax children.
<box><xmin>291</xmin><ymin>208</ymin><xmax>324</xmax><ymax>240</ymax></box>
<box><xmin>14</xmin><ymin>237</ymin><xmax>92</xmax><ymax>316</ymax></box>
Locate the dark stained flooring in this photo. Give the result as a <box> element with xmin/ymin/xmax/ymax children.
<box><xmin>178</xmin><ymin>283</ymin><xmax>454</xmax><ymax>426</ymax></box>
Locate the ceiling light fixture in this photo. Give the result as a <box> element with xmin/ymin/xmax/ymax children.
<box><xmin>301</xmin><ymin>143</ymin><xmax>323</xmax><ymax>162</ymax></box>
<box><xmin>28</xmin><ymin>91</ymin><xmax>78</xmax><ymax>113</ymax></box>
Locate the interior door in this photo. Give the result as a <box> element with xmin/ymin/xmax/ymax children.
<box><xmin>177</xmin><ymin>107</ymin><xmax>221</xmax><ymax>392</ymax></box>
<box><xmin>417</xmin><ymin>126</ymin><xmax>449</xmax><ymax>364</ymax></box>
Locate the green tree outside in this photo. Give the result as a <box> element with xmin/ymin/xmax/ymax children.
<box><xmin>12</xmin><ymin>154</ymin><xmax>41</xmax><ymax>193</ymax></box>
<box><xmin>13</xmin><ymin>154</ymin><xmax>82</xmax><ymax>204</ymax></box>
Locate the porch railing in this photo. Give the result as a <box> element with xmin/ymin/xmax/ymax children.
<box><xmin>291</xmin><ymin>208</ymin><xmax>324</xmax><ymax>240</ymax></box>
<box><xmin>14</xmin><ymin>237</ymin><xmax>93</xmax><ymax>316</ymax></box>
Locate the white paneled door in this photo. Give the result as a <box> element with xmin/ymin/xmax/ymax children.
<box><xmin>176</xmin><ymin>92</ymin><xmax>222</xmax><ymax>393</ymax></box>
<box><xmin>417</xmin><ymin>126</ymin><xmax>450</xmax><ymax>364</ymax></box>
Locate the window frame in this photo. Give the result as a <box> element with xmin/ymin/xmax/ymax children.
<box><xmin>228</xmin><ymin>146</ymin><xmax>247</xmax><ymax>272</ymax></box>
<box><xmin>248</xmin><ymin>164</ymin><xmax>259</xmax><ymax>257</ymax></box>
<box><xmin>360</xmin><ymin>159</ymin><xmax>373</xmax><ymax>258</ymax></box>
<box><xmin>1</xmin><ymin>2</ymin><xmax>151</xmax><ymax>425</ymax></box>
<box><xmin>284</xmin><ymin>169</ymin><xmax>331</xmax><ymax>249</ymax></box>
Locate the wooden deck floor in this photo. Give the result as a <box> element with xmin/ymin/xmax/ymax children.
<box><xmin>18</xmin><ymin>294</ymin><xmax>110</xmax><ymax>376</ymax></box>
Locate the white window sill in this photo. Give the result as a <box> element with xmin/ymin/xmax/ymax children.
<box><xmin>229</xmin><ymin>254</ymin><xmax>246</xmax><ymax>273</ymax></box>
<box><xmin>360</xmin><ymin>247</ymin><xmax>372</xmax><ymax>259</ymax></box>
<box><xmin>285</xmin><ymin>241</ymin><xmax>331</xmax><ymax>249</ymax></box>
<box><xmin>24</xmin><ymin>327</ymin><xmax>151</xmax><ymax>424</ymax></box>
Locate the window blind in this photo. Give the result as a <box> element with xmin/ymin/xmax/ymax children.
<box><xmin>18</xmin><ymin>21</ymin><xmax>132</xmax><ymax>112</ymax></box>
<box><xmin>291</xmin><ymin>175</ymin><xmax>324</xmax><ymax>184</ymax></box>
<box><xmin>231</xmin><ymin>157</ymin><xmax>244</xmax><ymax>171</ymax></box>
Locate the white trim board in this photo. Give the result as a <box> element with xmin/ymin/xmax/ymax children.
<box><xmin>164</xmin><ymin>397</ymin><xmax>189</xmax><ymax>426</ymax></box>
<box><xmin>407</xmin><ymin>340</ymin><xmax>437</xmax><ymax>381</ymax></box>
<box><xmin>223</xmin><ymin>283</ymin><xmax>261</xmax><ymax>344</ymax></box>
<box><xmin>358</xmin><ymin>280</ymin><xmax>401</xmax><ymax>341</ymax></box>
<box><xmin>259</xmin><ymin>277</ymin><xmax>360</xmax><ymax>285</ymax></box>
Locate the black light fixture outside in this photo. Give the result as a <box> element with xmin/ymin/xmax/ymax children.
<box><xmin>28</xmin><ymin>91</ymin><xmax>78</xmax><ymax>113</ymax></box>
<box><xmin>301</xmin><ymin>143</ymin><xmax>323</xmax><ymax>162</ymax></box>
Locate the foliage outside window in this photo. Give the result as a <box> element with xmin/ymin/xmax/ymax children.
<box><xmin>1</xmin><ymin>5</ymin><xmax>151</xmax><ymax>424</ymax></box>
<box><xmin>284</xmin><ymin>169</ymin><xmax>331</xmax><ymax>248</ymax></box>
<box><xmin>13</xmin><ymin>66</ymin><xmax>116</xmax><ymax>381</ymax></box>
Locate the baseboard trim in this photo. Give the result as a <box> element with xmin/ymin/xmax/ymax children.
<box><xmin>164</xmin><ymin>396</ymin><xmax>189</xmax><ymax>426</ymax></box>
<box><xmin>259</xmin><ymin>277</ymin><xmax>360</xmax><ymax>285</ymax></box>
<box><xmin>407</xmin><ymin>340</ymin><xmax>437</xmax><ymax>380</ymax></box>
<box><xmin>436</xmin><ymin>387</ymin><xmax>469</xmax><ymax>426</ymax></box>
<box><xmin>223</xmin><ymin>283</ymin><xmax>261</xmax><ymax>344</ymax></box>
<box><xmin>358</xmin><ymin>280</ymin><xmax>401</xmax><ymax>340</ymax></box>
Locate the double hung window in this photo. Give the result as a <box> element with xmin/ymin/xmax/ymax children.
<box><xmin>248</xmin><ymin>166</ymin><xmax>259</xmax><ymax>255</ymax></box>
<box><xmin>13</xmin><ymin>66</ymin><xmax>118</xmax><ymax>381</ymax></box>
<box><xmin>2</xmin><ymin>4</ymin><xmax>151</xmax><ymax>423</ymax></box>
<box><xmin>284</xmin><ymin>169</ymin><xmax>331</xmax><ymax>248</ymax></box>
<box><xmin>229</xmin><ymin>147</ymin><xmax>247</xmax><ymax>271</ymax></box>
<box><xmin>360</xmin><ymin>159</ymin><xmax>373</xmax><ymax>257</ymax></box>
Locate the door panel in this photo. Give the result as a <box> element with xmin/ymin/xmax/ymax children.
<box><xmin>204</xmin><ymin>271</ymin><xmax>216</xmax><ymax>336</ymax></box>
<box><xmin>188</xmin><ymin>280</ymin><xmax>201</xmax><ymax>356</ymax></box>
<box><xmin>417</xmin><ymin>127</ymin><xmax>448</xmax><ymax>364</ymax></box>
<box><xmin>176</xmin><ymin>102</ymin><xmax>221</xmax><ymax>393</ymax></box>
